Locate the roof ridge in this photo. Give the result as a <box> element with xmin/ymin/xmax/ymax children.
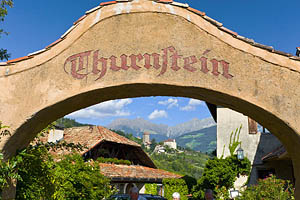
<box><xmin>2</xmin><ymin>0</ymin><xmax>299</xmax><ymax>67</ymax></box>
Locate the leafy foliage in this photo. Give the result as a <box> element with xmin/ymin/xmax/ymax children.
<box><xmin>15</xmin><ymin>144</ymin><xmax>56</xmax><ymax>199</ymax></box>
<box><xmin>0</xmin><ymin>121</ymin><xmax>19</xmax><ymax>196</ymax></box>
<box><xmin>228</xmin><ymin>125</ymin><xmax>242</xmax><ymax>156</ymax></box>
<box><xmin>192</xmin><ymin>155</ymin><xmax>251</xmax><ymax>199</ymax></box>
<box><xmin>145</xmin><ymin>184</ymin><xmax>158</xmax><ymax>195</ymax></box>
<box><xmin>55</xmin><ymin>117</ymin><xmax>91</xmax><ymax>128</ymax></box>
<box><xmin>237</xmin><ymin>175</ymin><xmax>294</xmax><ymax>200</ymax></box>
<box><xmin>151</xmin><ymin>151</ymin><xmax>209</xmax><ymax>180</ymax></box>
<box><xmin>96</xmin><ymin>157</ymin><xmax>131</xmax><ymax>165</ymax></box>
<box><xmin>1</xmin><ymin>122</ymin><xmax>112</xmax><ymax>199</ymax></box>
<box><xmin>52</xmin><ymin>154</ymin><xmax>112</xmax><ymax>200</ymax></box>
<box><xmin>163</xmin><ymin>179</ymin><xmax>189</xmax><ymax>200</ymax></box>
<box><xmin>181</xmin><ymin>175</ymin><xmax>197</xmax><ymax>194</ymax></box>
<box><xmin>0</xmin><ymin>0</ymin><xmax>13</xmax><ymax>60</ymax></box>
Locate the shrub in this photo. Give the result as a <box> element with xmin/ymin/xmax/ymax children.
<box><xmin>145</xmin><ymin>184</ymin><xmax>158</xmax><ymax>195</ymax></box>
<box><xmin>237</xmin><ymin>175</ymin><xmax>294</xmax><ymax>200</ymax></box>
<box><xmin>53</xmin><ymin>154</ymin><xmax>112</xmax><ymax>199</ymax></box>
<box><xmin>192</xmin><ymin>155</ymin><xmax>251</xmax><ymax>199</ymax></box>
<box><xmin>163</xmin><ymin>178</ymin><xmax>188</xmax><ymax>200</ymax></box>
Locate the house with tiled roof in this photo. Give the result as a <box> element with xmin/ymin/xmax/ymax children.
<box><xmin>47</xmin><ymin>125</ymin><xmax>182</xmax><ymax>194</ymax></box>
<box><xmin>163</xmin><ymin>139</ymin><xmax>177</xmax><ymax>149</ymax></box>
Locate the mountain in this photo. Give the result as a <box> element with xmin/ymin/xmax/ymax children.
<box><xmin>107</xmin><ymin>117</ymin><xmax>216</xmax><ymax>139</ymax></box>
<box><xmin>107</xmin><ymin>118</ymin><xmax>168</xmax><ymax>138</ymax></box>
<box><xmin>167</xmin><ymin>118</ymin><xmax>216</xmax><ymax>137</ymax></box>
<box><xmin>175</xmin><ymin>125</ymin><xmax>217</xmax><ymax>153</ymax></box>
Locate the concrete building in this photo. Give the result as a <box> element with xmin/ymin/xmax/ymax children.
<box><xmin>163</xmin><ymin>139</ymin><xmax>177</xmax><ymax>149</ymax></box>
<box><xmin>207</xmin><ymin>104</ymin><xmax>294</xmax><ymax>190</ymax></box>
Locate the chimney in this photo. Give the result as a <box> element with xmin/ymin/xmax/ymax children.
<box><xmin>296</xmin><ymin>47</ymin><xmax>300</xmax><ymax>57</ymax></box>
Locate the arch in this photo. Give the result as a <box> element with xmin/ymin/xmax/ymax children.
<box><xmin>0</xmin><ymin>0</ymin><xmax>299</xmax><ymax>198</ymax></box>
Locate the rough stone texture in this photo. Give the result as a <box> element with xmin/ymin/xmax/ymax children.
<box><xmin>0</xmin><ymin>1</ymin><xmax>300</xmax><ymax>198</ymax></box>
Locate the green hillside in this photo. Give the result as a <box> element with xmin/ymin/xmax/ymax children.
<box><xmin>151</xmin><ymin>151</ymin><xmax>210</xmax><ymax>179</ymax></box>
<box><xmin>55</xmin><ymin>118</ymin><xmax>91</xmax><ymax>128</ymax></box>
<box><xmin>175</xmin><ymin>126</ymin><xmax>216</xmax><ymax>153</ymax></box>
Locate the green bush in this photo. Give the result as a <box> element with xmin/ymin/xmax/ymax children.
<box><xmin>52</xmin><ymin>154</ymin><xmax>112</xmax><ymax>200</ymax></box>
<box><xmin>192</xmin><ymin>155</ymin><xmax>251</xmax><ymax>200</ymax></box>
<box><xmin>163</xmin><ymin>178</ymin><xmax>188</xmax><ymax>200</ymax></box>
<box><xmin>237</xmin><ymin>175</ymin><xmax>294</xmax><ymax>200</ymax></box>
<box><xmin>15</xmin><ymin>145</ymin><xmax>56</xmax><ymax>199</ymax></box>
<box><xmin>145</xmin><ymin>184</ymin><xmax>158</xmax><ymax>195</ymax></box>
<box><xmin>96</xmin><ymin>157</ymin><xmax>131</xmax><ymax>165</ymax></box>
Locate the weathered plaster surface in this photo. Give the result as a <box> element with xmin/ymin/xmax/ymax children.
<box><xmin>0</xmin><ymin>0</ymin><xmax>299</xmax><ymax>198</ymax></box>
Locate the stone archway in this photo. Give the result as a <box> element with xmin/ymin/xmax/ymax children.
<box><xmin>0</xmin><ymin>0</ymin><xmax>299</xmax><ymax>198</ymax></box>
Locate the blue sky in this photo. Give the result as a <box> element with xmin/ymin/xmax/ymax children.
<box><xmin>1</xmin><ymin>0</ymin><xmax>299</xmax><ymax>126</ymax></box>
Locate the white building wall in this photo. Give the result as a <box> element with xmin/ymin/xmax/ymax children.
<box><xmin>164</xmin><ymin>141</ymin><xmax>177</xmax><ymax>149</ymax></box>
<box><xmin>48</xmin><ymin>129</ymin><xmax>64</xmax><ymax>143</ymax></box>
<box><xmin>217</xmin><ymin>106</ymin><xmax>283</xmax><ymax>189</ymax></box>
<box><xmin>217</xmin><ymin>106</ymin><xmax>260</xmax><ymax>163</ymax></box>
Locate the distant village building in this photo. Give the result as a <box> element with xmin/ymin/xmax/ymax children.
<box><xmin>48</xmin><ymin>125</ymin><xmax>64</xmax><ymax>143</ymax></box>
<box><xmin>206</xmin><ymin>103</ymin><xmax>294</xmax><ymax>190</ymax></box>
<box><xmin>153</xmin><ymin>145</ymin><xmax>166</xmax><ymax>154</ymax></box>
<box><xmin>143</xmin><ymin>132</ymin><xmax>151</xmax><ymax>149</ymax></box>
<box><xmin>46</xmin><ymin>126</ymin><xmax>181</xmax><ymax>194</ymax></box>
<box><xmin>163</xmin><ymin>139</ymin><xmax>177</xmax><ymax>149</ymax></box>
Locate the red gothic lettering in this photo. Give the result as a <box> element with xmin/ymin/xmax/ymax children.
<box><xmin>120</xmin><ymin>54</ymin><xmax>129</xmax><ymax>70</ymax></box>
<box><xmin>152</xmin><ymin>53</ymin><xmax>161</xmax><ymax>70</ymax></box>
<box><xmin>183</xmin><ymin>56</ymin><xmax>197</xmax><ymax>72</ymax></box>
<box><xmin>64</xmin><ymin>47</ymin><xmax>234</xmax><ymax>81</ymax></box>
<box><xmin>168</xmin><ymin>46</ymin><xmax>181</xmax><ymax>71</ymax></box>
<box><xmin>211</xmin><ymin>59</ymin><xmax>221</xmax><ymax>76</ymax></box>
<box><xmin>64</xmin><ymin>50</ymin><xmax>92</xmax><ymax>79</ymax></box>
<box><xmin>158</xmin><ymin>48</ymin><xmax>169</xmax><ymax>76</ymax></box>
<box><xmin>199</xmin><ymin>56</ymin><xmax>209</xmax><ymax>74</ymax></box>
<box><xmin>92</xmin><ymin>50</ymin><xmax>107</xmax><ymax>81</ymax></box>
<box><xmin>144</xmin><ymin>53</ymin><xmax>152</xmax><ymax>69</ymax></box>
<box><xmin>220</xmin><ymin>60</ymin><xmax>233</xmax><ymax>79</ymax></box>
<box><xmin>110</xmin><ymin>55</ymin><xmax>121</xmax><ymax>71</ymax></box>
<box><xmin>130</xmin><ymin>54</ymin><xmax>143</xmax><ymax>70</ymax></box>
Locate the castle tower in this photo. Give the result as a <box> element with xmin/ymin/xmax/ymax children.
<box><xmin>143</xmin><ymin>132</ymin><xmax>150</xmax><ymax>145</ymax></box>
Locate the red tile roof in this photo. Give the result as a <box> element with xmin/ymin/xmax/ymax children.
<box><xmin>73</xmin><ymin>15</ymin><xmax>87</xmax><ymax>25</ymax></box>
<box><xmin>45</xmin><ymin>38</ymin><xmax>63</xmax><ymax>49</ymax></box>
<box><xmin>45</xmin><ymin>126</ymin><xmax>141</xmax><ymax>158</ymax></box>
<box><xmin>164</xmin><ymin>139</ymin><xmax>175</xmax><ymax>142</ymax></box>
<box><xmin>63</xmin><ymin>126</ymin><xmax>140</xmax><ymax>153</ymax></box>
<box><xmin>158</xmin><ymin>0</ymin><xmax>173</xmax><ymax>3</ymax></box>
<box><xmin>261</xmin><ymin>145</ymin><xmax>289</xmax><ymax>161</ymax></box>
<box><xmin>100</xmin><ymin>1</ymin><xmax>117</xmax><ymax>6</ymax></box>
<box><xmin>99</xmin><ymin>163</ymin><xmax>182</xmax><ymax>181</ymax></box>
<box><xmin>7</xmin><ymin>56</ymin><xmax>33</xmax><ymax>64</ymax></box>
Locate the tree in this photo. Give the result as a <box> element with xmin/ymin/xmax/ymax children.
<box><xmin>52</xmin><ymin>154</ymin><xmax>112</xmax><ymax>200</ymax></box>
<box><xmin>0</xmin><ymin>0</ymin><xmax>13</xmax><ymax>60</ymax></box>
<box><xmin>163</xmin><ymin>178</ymin><xmax>189</xmax><ymax>200</ymax></box>
<box><xmin>238</xmin><ymin>175</ymin><xmax>294</xmax><ymax>200</ymax></box>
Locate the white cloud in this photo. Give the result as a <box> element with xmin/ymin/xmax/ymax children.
<box><xmin>180</xmin><ymin>99</ymin><xmax>204</xmax><ymax>111</ymax></box>
<box><xmin>67</xmin><ymin>99</ymin><xmax>133</xmax><ymax>119</ymax></box>
<box><xmin>148</xmin><ymin>109</ymin><xmax>168</xmax><ymax>120</ymax></box>
<box><xmin>158</xmin><ymin>98</ymin><xmax>179</xmax><ymax>109</ymax></box>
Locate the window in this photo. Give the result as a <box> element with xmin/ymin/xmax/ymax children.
<box><xmin>248</xmin><ymin>117</ymin><xmax>258</xmax><ymax>134</ymax></box>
